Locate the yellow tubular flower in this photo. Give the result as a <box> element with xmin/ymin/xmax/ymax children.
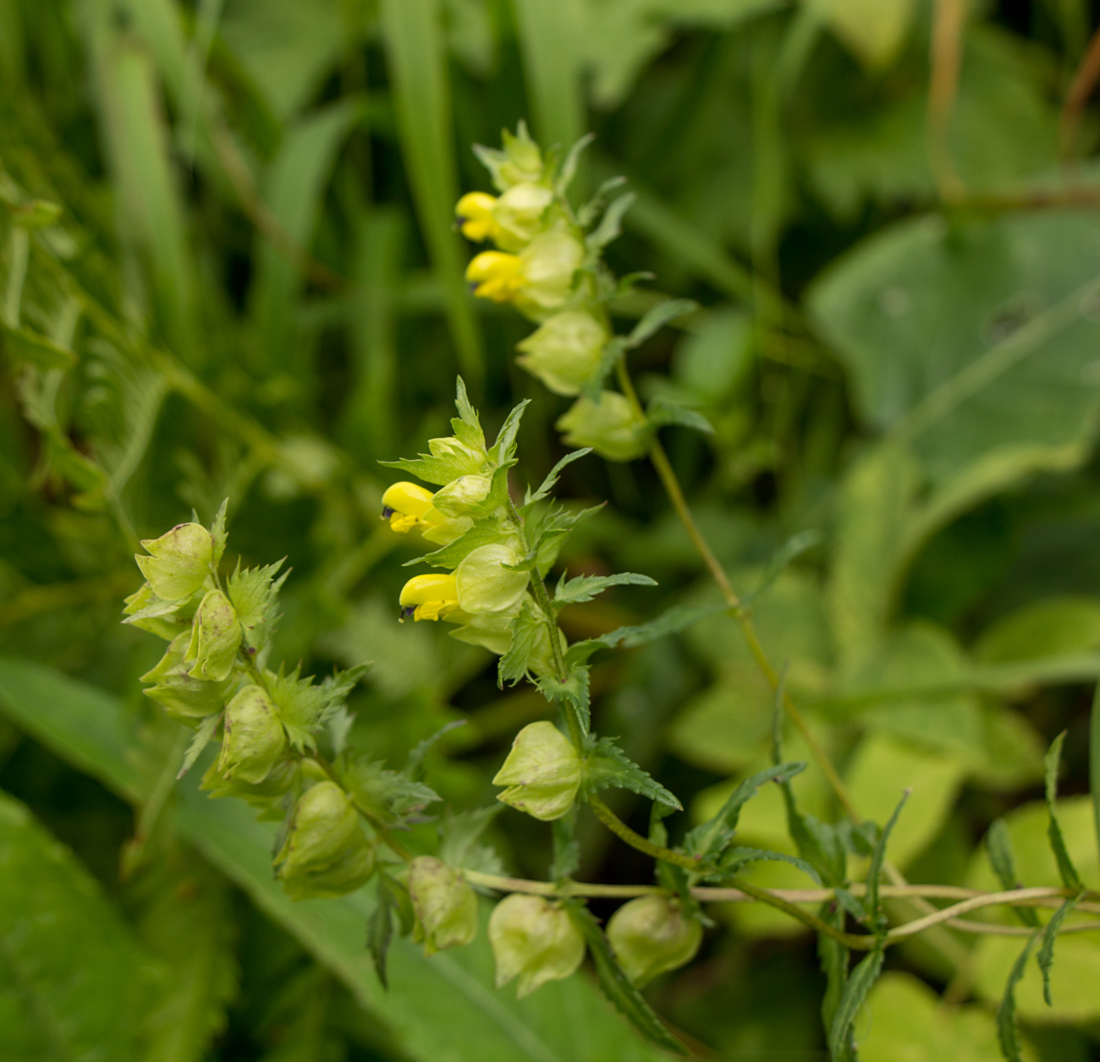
<box><xmin>455</xmin><ymin>192</ymin><xmax>502</xmax><ymax>243</ymax></box>
<box><xmin>399</xmin><ymin>573</ymin><xmax>460</xmax><ymax>622</ymax></box>
<box><xmin>466</xmin><ymin>252</ymin><xmax>523</xmax><ymax>303</ymax></box>
<box><xmin>382</xmin><ymin>481</ymin><xmax>436</xmax><ymax>533</ymax></box>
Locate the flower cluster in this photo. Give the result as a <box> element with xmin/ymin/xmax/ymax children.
<box><xmin>456</xmin><ymin>124</ymin><xmax>651</xmax><ymax>460</ymax></box>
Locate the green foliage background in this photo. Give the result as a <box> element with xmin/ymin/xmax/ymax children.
<box><xmin>2</xmin><ymin>0</ymin><xmax>1100</xmax><ymax>1058</ymax></box>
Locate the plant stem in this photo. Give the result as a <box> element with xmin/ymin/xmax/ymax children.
<box><xmin>587</xmin><ymin>794</ymin><xmax>705</xmax><ymax>873</ymax></box>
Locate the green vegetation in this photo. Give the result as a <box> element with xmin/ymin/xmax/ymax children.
<box><xmin>3</xmin><ymin>0</ymin><xmax>1100</xmax><ymax>1059</ymax></box>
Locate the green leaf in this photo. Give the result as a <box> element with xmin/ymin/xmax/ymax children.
<box><xmin>550</xmin><ymin>813</ymin><xmax>580</xmax><ymax>881</ymax></box>
<box><xmin>177</xmin><ymin>712</ymin><xmax>221</xmax><ymax>780</ymax></box>
<box><xmin>1044</xmin><ymin>731</ymin><xmax>1082</xmax><ymax>889</ymax></box>
<box><xmin>717</xmin><ymin>846</ymin><xmax>822</xmax><ymax>886</ymax></box>
<box><xmin>0</xmin><ymin>658</ymin><xmax>674</xmax><ymax>1062</ymax></box>
<box><xmin>626</xmin><ymin>298</ymin><xmax>698</xmax><ymax>349</ymax></box>
<box><xmin>565</xmin><ymin>602</ymin><xmax>727</xmax><ymax>666</ymax></box>
<box><xmin>828</xmin><ymin>944</ymin><xmax>885</xmax><ymax>1062</ymax></box>
<box><xmin>986</xmin><ymin>819</ymin><xmax>1040</xmax><ymax>928</ymax></box>
<box><xmin>266</xmin><ymin>663</ymin><xmax>368</xmax><ymax>752</ymax></box>
<box><xmin>565</xmin><ymin>903</ymin><xmax>686</xmax><ymax>1055</ymax></box>
<box><xmin>745</xmin><ymin>529</ymin><xmax>824</xmax><ymax>607</ymax></box>
<box><xmin>209</xmin><ymin>499</ymin><xmax>228</xmax><ymax>567</ymax></box>
<box><xmin>367</xmin><ymin>875</ymin><xmax>395</xmax><ymax>991</ymax></box>
<box><xmin>586</xmin><ymin>192</ymin><xmax>636</xmax><ymax>251</ymax></box>
<box><xmin>534</xmin><ymin>665</ymin><xmax>591</xmax><ymax>736</ymax></box>
<box><xmin>684</xmin><ymin>762</ymin><xmax>806</xmax><ymax>865</ymax></box>
<box><xmin>1091</xmin><ymin>681</ymin><xmax>1100</xmax><ymax>880</ymax></box>
<box><xmin>0</xmin><ymin>791</ymin><xmax>155</xmax><ymax>1062</ymax></box>
<box><xmin>645</xmin><ymin>396</ymin><xmax>714</xmax><ymax>435</ymax></box>
<box><xmin>819</xmin><ymin>908</ymin><xmax>852</xmax><ymax>1062</ymax></box>
<box><xmin>554</xmin><ymin>571</ymin><xmax>656</xmax><ymax>606</ymax></box>
<box><xmin>413</xmin><ymin>523</ymin><xmax>513</xmax><ymax>569</ymax></box>
<box><xmin>0</xmin><ymin>321</ymin><xmax>76</xmax><ymax>370</ymax></box>
<box><xmin>340</xmin><ymin>756</ymin><xmax>440</xmax><ymax>825</ymax></box>
<box><xmin>490</xmin><ymin>399</ymin><xmax>530</xmax><ymax>463</ymax></box>
<box><xmin>583</xmin><ymin>737</ymin><xmax>681</xmax><ymax>810</ymax></box>
<box><xmin>997</xmin><ymin>934</ymin><xmax>1039</xmax><ymax>1062</ymax></box>
<box><xmin>524</xmin><ymin>448</ymin><xmax>592</xmax><ymax>507</ymax></box>
<box><xmin>498</xmin><ymin>601</ymin><xmax>542</xmax><ymax>687</ymax></box>
<box><xmin>379</xmin><ymin>0</ymin><xmax>483</xmax><ymax>385</ymax></box>
<box><xmin>864</xmin><ymin>788</ymin><xmax>908</xmax><ymax>929</ymax></box>
<box><xmin>439</xmin><ymin>807</ymin><xmax>505</xmax><ymax>876</ymax></box>
<box><xmin>226</xmin><ymin>560</ymin><xmax>287</xmax><ymax>649</ymax></box>
<box><xmin>1036</xmin><ymin>891</ymin><xmax>1083</xmax><ymax>1008</ymax></box>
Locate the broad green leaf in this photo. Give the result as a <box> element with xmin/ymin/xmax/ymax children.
<box><xmin>0</xmin><ymin>791</ymin><xmax>156</xmax><ymax>1062</ymax></box>
<box><xmin>0</xmin><ymin>658</ymin><xmax>672</xmax><ymax>1062</ymax></box>
<box><xmin>974</xmin><ymin>596</ymin><xmax>1100</xmax><ymax>666</ymax></box>
<box><xmin>379</xmin><ymin>0</ymin><xmax>483</xmax><ymax>385</ymax></box>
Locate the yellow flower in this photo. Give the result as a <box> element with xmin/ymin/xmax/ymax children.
<box><xmin>399</xmin><ymin>573</ymin><xmax>461</xmax><ymax>622</ymax></box>
<box><xmin>382</xmin><ymin>481</ymin><xmax>470</xmax><ymax>544</ymax></box>
<box><xmin>455</xmin><ymin>192</ymin><xmax>504</xmax><ymax>244</ymax></box>
<box><xmin>466</xmin><ymin>251</ymin><xmax>524</xmax><ymax>303</ymax></box>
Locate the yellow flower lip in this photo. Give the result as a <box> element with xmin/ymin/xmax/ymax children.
<box><xmin>456</xmin><ymin>192</ymin><xmax>500</xmax><ymax>243</ymax></box>
<box><xmin>399</xmin><ymin>573</ymin><xmax>460</xmax><ymax>621</ymax></box>
<box><xmin>466</xmin><ymin>251</ymin><xmax>523</xmax><ymax>303</ymax></box>
<box><xmin>383</xmin><ymin>481</ymin><xmax>438</xmax><ymax>534</ymax></box>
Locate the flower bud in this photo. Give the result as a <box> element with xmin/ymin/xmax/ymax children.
<box><xmin>430</xmin><ymin>474</ymin><xmax>493</xmax><ymax>517</ymax></box>
<box><xmin>492</xmin><ymin>182</ymin><xmax>554</xmax><ymax>247</ymax></box>
<box><xmin>556</xmin><ymin>392</ymin><xmax>648</xmax><ymax>462</ymax></box>
<box><xmin>516</xmin><ymin>311</ymin><xmax>608</xmax><ymax>396</ymax></box>
<box><xmin>606</xmin><ymin>895</ymin><xmax>702</xmax><ymax>987</ymax></box>
<box><xmin>400</xmin><ymin>573</ymin><xmax>461</xmax><ymax>622</ymax></box>
<box><xmin>492</xmin><ymin>721</ymin><xmax>581</xmax><ymax>821</ymax></box>
<box><xmin>216</xmin><ymin>685</ymin><xmax>287</xmax><ymax>785</ymax></box>
<box><xmin>427</xmin><ymin>435</ymin><xmax>488</xmax><ymax>471</ymax></box>
<box><xmin>185</xmin><ymin>589</ymin><xmax>242</xmax><ymax>682</ymax></box>
<box><xmin>477</xmin><ymin>123</ymin><xmax>545</xmax><ymax>191</ymax></box>
<box><xmin>135</xmin><ymin>523</ymin><xmax>213</xmax><ymax>601</ymax></box>
<box><xmin>275</xmin><ymin>781</ymin><xmax>375</xmax><ymax>899</ymax></box>
<box><xmin>514</xmin><ymin>231</ymin><xmax>584</xmax><ymax>318</ymax></box>
<box><xmin>141</xmin><ymin>632</ymin><xmax>230</xmax><ymax>721</ymax></box>
<box><xmin>455</xmin><ymin>543</ymin><xmax>529</xmax><ymax>615</ymax></box>
<box><xmin>407</xmin><ymin>856</ymin><xmax>478</xmax><ymax>954</ymax></box>
<box><xmin>489</xmin><ymin>894</ymin><xmax>585</xmax><ymax>998</ymax></box>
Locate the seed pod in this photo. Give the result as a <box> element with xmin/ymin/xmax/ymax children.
<box><xmin>492</xmin><ymin>721</ymin><xmax>582</xmax><ymax>821</ymax></box>
<box><xmin>516</xmin><ymin>310</ymin><xmax>608</xmax><ymax>396</ymax></box>
<box><xmin>514</xmin><ymin>230</ymin><xmax>584</xmax><ymax>318</ymax></box>
<box><xmin>141</xmin><ymin>631</ymin><xmax>230</xmax><ymax>721</ymax></box>
<box><xmin>556</xmin><ymin>391</ymin><xmax>648</xmax><ymax>462</ymax></box>
<box><xmin>489</xmin><ymin>894</ymin><xmax>585</xmax><ymax>998</ymax></box>
<box><xmin>185</xmin><ymin>589</ymin><xmax>242</xmax><ymax>682</ymax></box>
<box><xmin>275</xmin><ymin>781</ymin><xmax>375</xmax><ymax>900</ymax></box>
<box><xmin>216</xmin><ymin>685</ymin><xmax>287</xmax><ymax>785</ymax></box>
<box><xmin>607</xmin><ymin>895</ymin><xmax>702</xmax><ymax>987</ymax></box>
<box><xmin>407</xmin><ymin>856</ymin><xmax>478</xmax><ymax>954</ymax></box>
<box><xmin>430</xmin><ymin>474</ymin><xmax>493</xmax><ymax>517</ymax></box>
<box><xmin>135</xmin><ymin>523</ymin><xmax>213</xmax><ymax>601</ymax></box>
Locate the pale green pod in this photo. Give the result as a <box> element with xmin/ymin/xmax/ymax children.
<box><xmin>430</xmin><ymin>474</ymin><xmax>493</xmax><ymax>517</ymax></box>
<box><xmin>216</xmin><ymin>685</ymin><xmax>288</xmax><ymax>785</ymax></box>
<box><xmin>134</xmin><ymin>523</ymin><xmax>213</xmax><ymax>601</ymax></box>
<box><xmin>455</xmin><ymin>543</ymin><xmax>529</xmax><ymax>615</ymax></box>
<box><xmin>407</xmin><ymin>856</ymin><xmax>478</xmax><ymax>954</ymax></box>
<box><xmin>492</xmin><ymin>721</ymin><xmax>582</xmax><ymax>821</ymax></box>
<box><xmin>556</xmin><ymin>391</ymin><xmax>648</xmax><ymax>462</ymax></box>
<box><xmin>606</xmin><ymin>895</ymin><xmax>702</xmax><ymax>987</ymax></box>
<box><xmin>185</xmin><ymin>589</ymin><xmax>241</xmax><ymax>682</ymax></box>
<box><xmin>516</xmin><ymin>310</ymin><xmax>608</xmax><ymax>396</ymax></box>
<box><xmin>514</xmin><ymin>230</ymin><xmax>585</xmax><ymax>318</ymax></box>
<box><xmin>489</xmin><ymin>894</ymin><xmax>585</xmax><ymax>998</ymax></box>
<box><xmin>141</xmin><ymin>631</ymin><xmax>230</xmax><ymax>721</ymax></box>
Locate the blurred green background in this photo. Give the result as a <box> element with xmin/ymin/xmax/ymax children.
<box><xmin>3</xmin><ymin>0</ymin><xmax>1100</xmax><ymax>1058</ymax></box>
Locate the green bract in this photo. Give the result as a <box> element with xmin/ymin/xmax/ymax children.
<box><xmin>134</xmin><ymin>522</ymin><xmax>213</xmax><ymax>601</ymax></box>
<box><xmin>606</xmin><ymin>895</ymin><xmax>702</xmax><ymax>987</ymax></box>
<box><xmin>516</xmin><ymin>310</ymin><xmax>608</xmax><ymax>396</ymax></box>
<box><xmin>489</xmin><ymin>894</ymin><xmax>585</xmax><ymax>998</ymax></box>
<box><xmin>407</xmin><ymin>856</ymin><xmax>478</xmax><ymax>955</ymax></box>
<box><xmin>141</xmin><ymin>631</ymin><xmax>231</xmax><ymax>721</ymax></box>
<box><xmin>556</xmin><ymin>392</ymin><xmax>649</xmax><ymax>462</ymax></box>
<box><xmin>455</xmin><ymin>543</ymin><xmax>529</xmax><ymax>615</ymax></box>
<box><xmin>514</xmin><ymin>229</ymin><xmax>585</xmax><ymax>319</ymax></box>
<box><xmin>492</xmin><ymin>721</ymin><xmax>582</xmax><ymax>821</ymax></box>
<box><xmin>185</xmin><ymin>589</ymin><xmax>241</xmax><ymax>682</ymax></box>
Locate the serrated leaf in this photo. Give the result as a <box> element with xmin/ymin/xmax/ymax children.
<box><xmin>209</xmin><ymin>499</ymin><xmax>228</xmax><ymax>566</ymax></box>
<box><xmin>453</xmin><ymin>377</ymin><xmax>482</xmax><ymax>439</ymax></box>
<box><xmin>986</xmin><ymin>818</ymin><xmax>1040</xmax><ymax>928</ymax></box>
<box><xmin>226</xmin><ymin>560</ymin><xmax>287</xmax><ymax>649</ymax></box>
<box><xmin>550</xmin><ymin>813</ymin><xmax>580</xmax><ymax>881</ymax></box>
<box><xmin>566</xmin><ymin>903</ymin><xmax>687</xmax><ymax>1055</ymax></box>
<box><xmin>406</xmin><ymin>720</ymin><xmax>466</xmax><ymax>778</ymax></box>
<box><xmin>584</xmin><ymin>737</ymin><xmax>681</xmax><ymax>809</ymax></box>
<box><xmin>744</xmin><ymin>529</ymin><xmax>824</xmax><ymax>607</ymax></box>
<box><xmin>565</xmin><ymin>602</ymin><xmax>726</xmax><ymax>666</ymax></box>
<box><xmin>819</xmin><ymin>908</ymin><xmax>851</xmax><ymax>1061</ymax></box>
<box><xmin>828</xmin><ymin>944</ymin><xmax>884</xmax><ymax>1062</ymax></box>
<box><xmin>535</xmin><ymin>665</ymin><xmax>591</xmax><ymax>735</ymax></box>
<box><xmin>577</xmin><ymin>174</ymin><xmax>626</xmax><ymax>227</ymax></box>
<box><xmin>646</xmin><ymin>396</ymin><xmax>714</xmax><ymax>435</ymax></box>
<box><xmin>684</xmin><ymin>762</ymin><xmax>806</xmax><ymax>865</ymax></box>
<box><xmin>368</xmin><ymin>875</ymin><xmax>395</xmax><ymax>990</ymax></box>
<box><xmin>554</xmin><ymin>571</ymin><xmax>656</xmax><ymax>606</ymax></box>
<box><xmin>717</xmin><ymin>846</ymin><xmax>822</xmax><ymax>885</ymax></box>
<box><xmin>266</xmin><ymin>663</ymin><xmax>368</xmax><ymax>752</ymax></box>
<box><xmin>997</xmin><ymin>933</ymin><xmax>1039</xmax><ymax>1062</ymax></box>
<box><xmin>489</xmin><ymin>398</ymin><xmax>529</xmax><ymax>463</ymax></box>
<box><xmin>587</xmin><ymin>192</ymin><xmax>636</xmax><ymax>251</ymax></box>
<box><xmin>497</xmin><ymin>601</ymin><xmax>542</xmax><ymax>687</ymax></box>
<box><xmin>412</xmin><ymin>523</ymin><xmax>512</xmax><ymax>569</ymax></box>
<box><xmin>524</xmin><ymin>448</ymin><xmax>591</xmax><ymax>507</ymax></box>
<box><xmin>177</xmin><ymin>712</ymin><xmax>221</xmax><ymax>779</ymax></box>
<box><xmin>1044</xmin><ymin>731</ymin><xmax>1082</xmax><ymax>889</ymax></box>
<box><xmin>626</xmin><ymin>298</ymin><xmax>698</xmax><ymax>349</ymax></box>
<box><xmin>439</xmin><ymin>806</ymin><xmax>505</xmax><ymax>876</ymax></box>
<box><xmin>341</xmin><ymin>756</ymin><xmax>440</xmax><ymax>825</ymax></box>
<box><xmin>1037</xmin><ymin>891</ymin><xmax>1083</xmax><ymax>1007</ymax></box>
<box><xmin>864</xmin><ymin>789</ymin><xmax>909</xmax><ymax>928</ymax></box>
